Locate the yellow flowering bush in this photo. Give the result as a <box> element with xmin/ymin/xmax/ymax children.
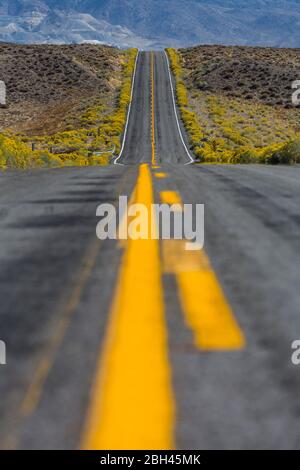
<box><xmin>166</xmin><ymin>48</ymin><xmax>300</xmax><ymax>164</ymax></box>
<box><xmin>0</xmin><ymin>134</ymin><xmax>63</xmax><ymax>169</ymax></box>
<box><xmin>0</xmin><ymin>48</ymin><xmax>138</xmax><ymax>169</ymax></box>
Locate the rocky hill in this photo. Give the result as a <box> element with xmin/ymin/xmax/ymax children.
<box><xmin>0</xmin><ymin>42</ymin><xmax>125</xmax><ymax>135</ymax></box>
<box><xmin>0</xmin><ymin>1</ymin><xmax>299</xmax><ymax>48</ymax></box>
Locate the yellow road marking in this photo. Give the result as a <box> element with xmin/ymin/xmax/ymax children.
<box><xmin>151</xmin><ymin>52</ymin><xmax>156</xmax><ymax>166</ymax></box>
<box><xmin>82</xmin><ymin>164</ymin><xmax>175</xmax><ymax>450</ymax></box>
<box><xmin>163</xmin><ymin>240</ymin><xmax>245</xmax><ymax>350</ymax></box>
<box><xmin>160</xmin><ymin>191</ymin><xmax>183</xmax><ymax>207</ymax></box>
<box><xmin>155</xmin><ymin>172</ymin><xmax>168</xmax><ymax>178</ymax></box>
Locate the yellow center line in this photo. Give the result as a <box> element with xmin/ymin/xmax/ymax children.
<box><xmin>160</xmin><ymin>191</ymin><xmax>183</xmax><ymax>207</ymax></box>
<box><xmin>155</xmin><ymin>172</ymin><xmax>168</xmax><ymax>179</ymax></box>
<box><xmin>160</xmin><ymin>191</ymin><xmax>245</xmax><ymax>350</ymax></box>
<box><xmin>163</xmin><ymin>240</ymin><xmax>245</xmax><ymax>350</ymax></box>
<box><xmin>151</xmin><ymin>52</ymin><xmax>156</xmax><ymax>166</ymax></box>
<box><xmin>81</xmin><ymin>164</ymin><xmax>175</xmax><ymax>450</ymax></box>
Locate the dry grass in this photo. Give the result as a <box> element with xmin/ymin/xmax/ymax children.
<box><xmin>0</xmin><ymin>44</ymin><xmax>137</xmax><ymax>169</ymax></box>
<box><xmin>175</xmin><ymin>45</ymin><xmax>300</xmax><ymax>163</ymax></box>
<box><xmin>181</xmin><ymin>45</ymin><xmax>300</xmax><ymax>109</ymax></box>
<box><xmin>0</xmin><ymin>43</ymin><xmax>124</xmax><ymax>136</ymax></box>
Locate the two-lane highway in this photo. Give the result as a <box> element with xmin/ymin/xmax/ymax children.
<box><xmin>116</xmin><ymin>51</ymin><xmax>192</xmax><ymax>165</ymax></box>
<box><xmin>0</xmin><ymin>51</ymin><xmax>300</xmax><ymax>449</ymax></box>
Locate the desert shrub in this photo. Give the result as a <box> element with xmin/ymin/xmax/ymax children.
<box><xmin>167</xmin><ymin>48</ymin><xmax>300</xmax><ymax>165</ymax></box>
<box><xmin>167</xmin><ymin>49</ymin><xmax>205</xmax><ymax>149</ymax></box>
<box><xmin>0</xmin><ymin>48</ymin><xmax>138</xmax><ymax>169</ymax></box>
<box><xmin>91</xmin><ymin>154</ymin><xmax>111</xmax><ymax>165</ymax></box>
<box><xmin>0</xmin><ymin>134</ymin><xmax>38</xmax><ymax>169</ymax></box>
<box><xmin>37</xmin><ymin>151</ymin><xmax>63</xmax><ymax>167</ymax></box>
<box><xmin>280</xmin><ymin>139</ymin><xmax>300</xmax><ymax>163</ymax></box>
<box><xmin>264</xmin><ymin>139</ymin><xmax>300</xmax><ymax>164</ymax></box>
<box><xmin>222</xmin><ymin>127</ymin><xmax>248</xmax><ymax>145</ymax></box>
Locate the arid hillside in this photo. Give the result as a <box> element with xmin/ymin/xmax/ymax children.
<box><xmin>174</xmin><ymin>45</ymin><xmax>300</xmax><ymax>162</ymax></box>
<box><xmin>0</xmin><ymin>43</ymin><xmax>137</xmax><ymax>169</ymax></box>
<box><xmin>0</xmin><ymin>43</ymin><xmax>125</xmax><ymax>135</ymax></box>
<box><xmin>181</xmin><ymin>45</ymin><xmax>300</xmax><ymax>109</ymax></box>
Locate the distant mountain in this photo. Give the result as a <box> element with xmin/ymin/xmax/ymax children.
<box><xmin>0</xmin><ymin>0</ymin><xmax>300</xmax><ymax>48</ymax></box>
<box><xmin>0</xmin><ymin>1</ymin><xmax>154</xmax><ymax>48</ymax></box>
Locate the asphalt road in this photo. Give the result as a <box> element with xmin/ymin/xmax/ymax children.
<box><xmin>0</xmin><ymin>51</ymin><xmax>300</xmax><ymax>450</ymax></box>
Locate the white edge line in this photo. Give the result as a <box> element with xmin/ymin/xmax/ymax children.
<box><xmin>163</xmin><ymin>50</ymin><xmax>194</xmax><ymax>165</ymax></box>
<box><xmin>114</xmin><ymin>50</ymin><xmax>140</xmax><ymax>165</ymax></box>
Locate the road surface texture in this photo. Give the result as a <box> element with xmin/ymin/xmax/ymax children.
<box><xmin>0</xmin><ymin>51</ymin><xmax>300</xmax><ymax>450</ymax></box>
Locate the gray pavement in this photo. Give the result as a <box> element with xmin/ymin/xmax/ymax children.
<box><xmin>0</xmin><ymin>52</ymin><xmax>300</xmax><ymax>449</ymax></box>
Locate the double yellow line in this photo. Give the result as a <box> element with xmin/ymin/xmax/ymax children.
<box><xmin>82</xmin><ymin>167</ymin><xmax>245</xmax><ymax>450</ymax></box>
<box><xmin>82</xmin><ymin>164</ymin><xmax>174</xmax><ymax>450</ymax></box>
